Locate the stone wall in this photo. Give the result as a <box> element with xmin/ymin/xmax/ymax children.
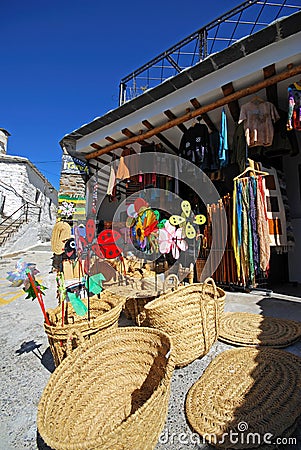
<box><xmin>59</xmin><ymin>172</ymin><xmax>86</xmax><ymax>198</ymax></box>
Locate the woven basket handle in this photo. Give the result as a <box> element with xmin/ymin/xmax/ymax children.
<box><xmin>66</xmin><ymin>328</ymin><xmax>85</xmax><ymax>356</ymax></box>
<box><xmin>201</xmin><ymin>277</ymin><xmax>218</xmax><ymax>300</ymax></box>
<box><xmin>163</xmin><ymin>274</ymin><xmax>179</xmax><ymax>293</ymax></box>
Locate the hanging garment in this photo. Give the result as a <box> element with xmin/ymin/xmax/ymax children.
<box><xmin>239</xmin><ymin>99</ymin><xmax>280</xmax><ymax>147</ymax></box>
<box><xmin>219</xmin><ymin>108</ymin><xmax>228</xmax><ymax>168</ymax></box>
<box><xmin>209</xmin><ymin>130</ymin><xmax>220</xmax><ymax>171</ymax></box>
<box><xmin>179</xmin><ymin>123</ymin><xmax>210</xmax><ymax>170</ymax></box>
<box><xmin>116</xmin><ymin>155</ymin><xmax>130</xmax><ymax>180</ymax></box>
<box><xmin>232</xmin><ymin>180</ymin><xmax>241</xmax><ymax>278</ymax></box>
<box><xmin>231</xmin><ymin>121</ymin><xmax>248</xmax><ymax>172</ymax></box>
<box><xmin>256</xmin><ymin>176</ymin><xmax>270</xmax><ymax>272</ymax></box>
<box><xmin>121</xmin><ymin>147</ymin><xmax>139</xmax><ymax>176</ymax></box>
<box><xmin>287</xmin><ymin>82</ymin><xmax>301</xmax><ymax>131</ymax></box>
<box><xmin>107</xmin><ymin>154</ymin><xmax>118</xmax><ymax>198</ymax></box>
<box><xmin>267</xmin><ymin>109</ymin><xmax>299</xmax><ymax>157</ymax></box>
<box><xmin>107</xmin><ymin>165</ymin><xmax>116</xmax><ymax>196</ymax></box>
<box><xmin>249</xmin><ymin>177</ymin><xmax>259</xmax><ymax>273</ymax></box>
<box><xmin>241</xmin><ymin>179</ymin><xmax>254</xmax><ymax>283</ymax></box>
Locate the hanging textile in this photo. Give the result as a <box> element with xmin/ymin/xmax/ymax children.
<box><xmin>204</xmin><ymin>195</ymin><xmax>239</xmax><ymax>286</ymax></box>
<box><xmin>232</xmin><ymin>173</ymin><xmax>270</xmax><ymax>285</ymax></box>
<box><xmin>239</xmin><ymin>98</ymin><xmax>280</xmax><ymax>148</ymax></box>
<box><xmin>107</xmin><ymin>154</ymin><xmax>118</xmax><ymax>198</ymax></box>
<box><xmin>219</xmin><ymin>108</ymin><xmax>228</xmax><ymax>168</ymax></box>
<box><xmin>116</xmin><ymin>155</ymin><xmax>130</xmax><ymax>180</ymax></box>
<box><xmin>287</xmin><ymin>82</ymin><xmax>301</xmax><ymax>131</ymax></box>
<box><xmin>231</xmin><ymin>121</ymin><xmax>247</xmax><ymax>172</ymax></box>
<box><xmin>179</xmin><ymin>122</ymin><xmax>210</xmax><ymax>171</ymax></box>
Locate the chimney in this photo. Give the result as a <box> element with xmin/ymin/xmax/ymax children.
<box><xmin>0</xmin><ymin>128</ymin><xmax>11</xmax><ymax>155</ymax></box>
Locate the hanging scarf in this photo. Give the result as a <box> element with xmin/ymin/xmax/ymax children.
<box><xmin>257</xmin><ymin>176</ymin><xmax>270</xmax><ymax>271</ymax></box>
<box><xmin>249</xmin><ymin>177</ymin><xmax>259</xmax><ymax>273</ymax></box>
<box><xmin>219</xmin><ymin>108</ymin><xmax>228</xmax><ymax>168</ymax></box>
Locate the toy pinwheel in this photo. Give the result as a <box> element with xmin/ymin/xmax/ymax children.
<box><xmin>158</xmin><ymin>221</ymin><xmax>188</xmax><ymax>259</ymax></box>
<box><xmin>126</xmin><ymin>198</ymin><xmax>149</xmax><ymax>226</ymax></box>
<box><xmin>97</xmin><ymin>229</ymin><xmax>122</xmax><ymax>259</ymax></box>
<box><xmin>126</xmin><ymin>198</ymin><xmax>159</xmax><ymax>254</ymax></box>
<box><xmin>67</xmin><ymin>292</ymin><xmax>88</xmax><ymax>316</ymax></box>
<box><xmin>77</xmin><ymin>218</ymin><xmax>105</xmax><ymax>274</ymax></box>
<box><xmin>7</xmin><ymin>259</ymin><xmax>38</xmax><ymax>286</ymax></box>
<box><xmin>23</xmin><ymin>267</ymin><xmax>50</xmax><ymax>325</ymax></box>
<box><xmin>85</xmin><ymin>273</ymin><xmax>105</xmax><ymax>295</ymax></box>
<box><xmin>169</xmin><ymin>200</ymin><xmax>206</xmax><ymax>239</ymax></box>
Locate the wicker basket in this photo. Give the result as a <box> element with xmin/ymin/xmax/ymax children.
<box><xmin>124</xmin><ymin>291</ymin><xmax>158</xmax><ymax>326</ymax></box>
<box><xmin>124</xmin><ymin>274</ymin><xmax>179</xmax><ymax>326</ymax></box>
<box><xmin>37</xmin><ymin>327</ymin><xmax>175</xmax><ymax>450</ymax></box>
<box><xmin>144</xmin><ymin>277</ymin><xmax>225</xmax><ymax>367</ymax></box>
<box><xmin>44</xmin><ymin>291</ymin><xmax>125</xmax><ymax>367</ymax></box>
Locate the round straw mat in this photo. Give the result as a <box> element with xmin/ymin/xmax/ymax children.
<box><xmin>218</xmin><ymin>312</ymin><xmax>301</xmax><ymax>347</ymax></box>
<box><xmin>186</xmin><ymin>347</ymin><xmax>301</xmax><ymax>449</ymax></box>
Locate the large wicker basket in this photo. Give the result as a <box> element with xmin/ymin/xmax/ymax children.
<box><xmin>37</xmin><ymin>327</ymin><xmax>175</xmax><ymax>450</ymax></box>
<box><xmin>124</xmin><ymin>274</ymin><xmax>179</xmax><ymax>326</ymax></box>
<box><xmin>144</xmin><ymin>277</ymin><xmax>225</xmax><ymax>367</ymax></box>
<box><xmin>44</xmin><ymin>291</ymin><xmax>125</xmax><ymax>367</ymax></box>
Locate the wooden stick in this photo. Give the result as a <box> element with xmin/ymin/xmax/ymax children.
<box><xmin>26</xmin><ymin>272</ymin><xmax>51</xmax><ymax>325</ymax></box>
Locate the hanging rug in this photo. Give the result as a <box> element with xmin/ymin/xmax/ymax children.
<box><xmin>218</xmin><ymin>311</ymin><xmax>301</xmax><ymax>347</ymax></box>
<box><xmin>185</xmin><ymin>347</ymin><xmax>301</xmax><ymax>449</ymax></box>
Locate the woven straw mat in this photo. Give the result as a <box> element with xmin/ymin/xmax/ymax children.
<box><xmin>186</xmin><ymin>347</ymin><xmax>301</xmax><ymax>449</ymax></box>
<box><xmin>219</xmin><ymin>311</ymin><xmax>301</xmax><ymax>347</ymax></box>
<box><xmin>38</xmin><ymin>327</ymin><xmax>175</xmax><ymax>450</ymax></box>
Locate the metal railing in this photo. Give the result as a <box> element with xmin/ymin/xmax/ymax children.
<box><xmin>119</xmin><ymin>0</ymin><xmax>301</xmax><ymax>104</ymax></box>
<box><xmin>0</xmin><ymin>202</ymin><xmax>42</xmax><ymax>247</ymax></box>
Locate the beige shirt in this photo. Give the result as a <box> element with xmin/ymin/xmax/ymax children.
<box><xmin>239</xmin><ymin>99</ymin><xmax>280</xmax><ymax>147</ymax></box>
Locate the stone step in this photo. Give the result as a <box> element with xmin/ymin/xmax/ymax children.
<box><xmin>0</xmin><ymin>220</ymin><xmax>26</xmax><ymax>247</ymax></box>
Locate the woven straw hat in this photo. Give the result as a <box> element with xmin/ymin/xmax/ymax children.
<box><xmin>51</xmin><ymin>221</ymin><xmax>71</xmax><ymax>255</ymax></box>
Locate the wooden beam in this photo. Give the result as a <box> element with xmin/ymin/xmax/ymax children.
<box><xmin>142</xmin><ymin>120</ymin><xmax>178</xmax><ymax>153</ymax></box>
<box><xmin>91</xmin><ymin>142</ymin><xmax>102</xmax><ymax>151</ymax></box>
<box><xmin>190</xmin><ymin>98</ymin><xmax>218</xmax><ymax>132</ymax></box>
<box><xmin>105</xmin><ymin>136</ymin><xmax>118</xmax><ymax>144</ymax></box>
<box><xmin>263</xmin><ymin>64</ymin><xmax>278</xmax><ymax>108</ymax></box>
<box><xmin>86</xmin><ymin>64</ymin><xmax>301</xmax><ymax>160</ymax></box>
<box><xmin>164</xmin><ymin>109</ymin><xmax>187</xmax><ymax>133</ymax></box>
<box><xmin>87</xmin><ymin>161</ymin><xmax>110</xmax><ymax>174</ymax></box>
<box><xmin>121</xmin><ymin>127</ymin><xmax>150</xmax><ymax>146</ymax></box>
<box><xmin>221</xmin><ymin>82</ymin><xmax>240</xmax><ymax>123</ymax></box>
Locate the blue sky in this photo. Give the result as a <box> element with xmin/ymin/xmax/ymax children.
<box><xmin>1</xmin><ymin>0</ymin><xmax>241</xmax><ymax>189</ymax></box>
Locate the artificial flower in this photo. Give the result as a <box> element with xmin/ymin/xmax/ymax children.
<box><xmin>158</xmin><ymin>221</ymin><xmax>188</xmax><ymax>259</ymax></box>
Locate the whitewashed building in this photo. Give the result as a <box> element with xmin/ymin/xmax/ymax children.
<box><xmin>0</xmin><ymin>129</ymin><xmax>58</xmax><ymax>254</ymax></box>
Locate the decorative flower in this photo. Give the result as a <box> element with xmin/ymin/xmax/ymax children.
<box><xmin>169</xmin><ymin>200</ymin><xmax>206</xmax><ymax>239</ymax></box>
<box><xmin>158</xmin><ymin>221</ymin><xmax>188</xmax><ymax>259</ymax></box>
<box><xmin>135</xmin><ymin>218</ymin><xmax>145</xmax><ymax>244</ymax></box>
<box><xmin>60</xmin><ymin>201</ymin><xmax>76</xmax><ymax>218</ymax></box>
<box><xmin>126</xmin><ymin>198</ymin><xmax>159</xmax><ymax>254</ymax></box>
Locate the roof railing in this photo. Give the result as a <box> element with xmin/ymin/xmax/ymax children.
<box><xmin>119</xmin><ymin>0</ymin><xmax>301</xmax><ymax>105</ymax></box>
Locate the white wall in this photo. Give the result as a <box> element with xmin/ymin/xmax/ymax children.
<box><xmin>0</xmin><ymin>157</ymin><xmax>58</xmax><ymax>249</ymax></box>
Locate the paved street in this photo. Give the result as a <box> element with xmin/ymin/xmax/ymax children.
<box><xmin>1</xmin><ymin>244</ymin><xmax>301</xmax><ymax>449</ymax></box>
